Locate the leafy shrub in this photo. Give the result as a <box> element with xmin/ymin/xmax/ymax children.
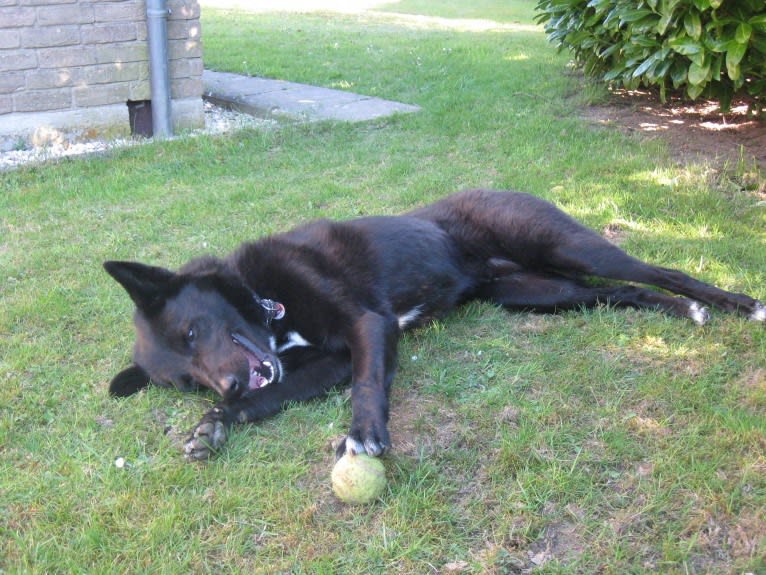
<box><xmin>534</xmin><ymin>0</ymin><xmax>766</xmax><ymax>111</ymax></box>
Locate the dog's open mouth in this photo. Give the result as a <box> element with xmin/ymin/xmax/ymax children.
<box><xmin>231</xmin><ymin>333</ymin><xmax>281</xmax><ymax>391</ymax></box>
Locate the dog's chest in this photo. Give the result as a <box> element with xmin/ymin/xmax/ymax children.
<box><xmin>272</xmin><ymin>330</ymin><xmax>312</xmax><ymax>353</ymax></box>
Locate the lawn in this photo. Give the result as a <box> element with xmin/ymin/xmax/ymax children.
<box><xmin>2</xmin><ymin>1</ymin><xmax>765</xmax><ymax>573</ymax></box>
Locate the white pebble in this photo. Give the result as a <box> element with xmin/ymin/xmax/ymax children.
<box><xmin>0</xmin><ymin>102</ymin><xmax>276</xmax><ymax>172</ymax></box>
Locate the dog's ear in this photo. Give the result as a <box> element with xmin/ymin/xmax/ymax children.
<box><xmin>109</xmin><ymin>365</ymin><xmax>151</xmax><ymax>397</ymax></box>
<box><xmin>103</xmin><ymin>260</ymin><xmax>176</xmax><ymax>314</ymax></box>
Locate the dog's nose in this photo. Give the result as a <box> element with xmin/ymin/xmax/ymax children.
<box><xmin>220</xmin><ymin>374</ymin><xmax>241</xmax><ymax>397</ymax></box>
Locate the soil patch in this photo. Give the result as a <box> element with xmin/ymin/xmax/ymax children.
<box><xmin>584</xmin><ymin>90</ymin><xmax>766</xmax><ymax>169</ymax></box>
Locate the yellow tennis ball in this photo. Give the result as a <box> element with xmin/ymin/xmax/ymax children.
<box><xmin>331</xmin><ymin>453</ymin><xmax>386</xmax><ymax>505</ymax></box>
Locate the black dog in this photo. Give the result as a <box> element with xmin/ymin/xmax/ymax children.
<box><xmin>105</xmin><ymin>189</ymin><xmax>764</xmax><ymax>461</ymax></box>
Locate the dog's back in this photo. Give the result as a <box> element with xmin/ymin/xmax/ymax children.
<box><xmin>231</xmin><ymin>215</ymin><xmax>477</xmax><ymax>331</ymax></box>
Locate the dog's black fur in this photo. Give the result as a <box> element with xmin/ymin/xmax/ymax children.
<box><xmin>105</xmin><ymin>189</ymin><xmax>765</xmax><ymax>461</ymax></box>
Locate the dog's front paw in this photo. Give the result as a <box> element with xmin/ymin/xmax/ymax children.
<box><xmin>335</xmin><ymin>423</ymin><xmax>390</xmax><ymax>460</ymax></box>
<box><xmin>184</xmin><ymin>409</ymin><xmax>227</xmax><ymax>461</ymax></box>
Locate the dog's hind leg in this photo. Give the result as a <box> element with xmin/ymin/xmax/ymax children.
<box><xmin>184</xmin><ymin>352</ymin><xmax>351</xmax><ymax>461</ymax></box>
<box><xmin>416</xmin><ymin>190</ymin><xmax>763</xmax><ymax>320</ymax></box>
<box><xmin>476</xmin><ymin>272</ymin><xmax>709</xmax><ymax>324</ymax></box>
<box><xmin>547</xmin><ymin>238</ymin><xmax>764</xmax><ymax>320</ymax></box>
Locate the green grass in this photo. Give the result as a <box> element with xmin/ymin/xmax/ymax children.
<box><xmin>2</xmin><ymin>1</ymin><xmax>766</xmax><ymax>573</ymax></box>
<box><xmin>376</xmin><ymin>0</ymin><xmax>539</xmax><ymax>22</ymax></box>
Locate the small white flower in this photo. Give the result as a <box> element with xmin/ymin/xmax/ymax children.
<box><xmin>114</xmin><ymin>457</ymin><xmax>125</xmax><ymax>469</ymax></box>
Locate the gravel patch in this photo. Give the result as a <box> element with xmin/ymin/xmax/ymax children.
<box><xmin>0</xmin><ymin>101</ymin><xmax>276</xmax><ymax>172</ymax></box>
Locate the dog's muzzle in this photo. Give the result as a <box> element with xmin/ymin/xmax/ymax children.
<box><xmin>231</xmin><ymin>332</ymin><xmax>282</xmax><ymax>392</ymax></box>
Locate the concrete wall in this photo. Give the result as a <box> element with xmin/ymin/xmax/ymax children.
<box><xmin>0</xmin><ymin>0</ymin><xmax>204</xmax><ymax>150</ymax></box>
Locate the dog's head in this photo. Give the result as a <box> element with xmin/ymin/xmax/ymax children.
<box><xmin>104</xmin><ymin>260</ymin><xmax>284</xmax><ymax>400</ymax></box>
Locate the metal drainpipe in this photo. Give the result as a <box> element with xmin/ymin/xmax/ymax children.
<box><xmin>146</xmin><ymin>0</ymin><xmax>173</xmax><ymax>138</ymax></box>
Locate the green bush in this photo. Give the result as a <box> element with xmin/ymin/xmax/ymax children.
<box><xmin>534</xmin><ymin>0</ymin><xmax>766</xmax><ymax>111</ymax></box>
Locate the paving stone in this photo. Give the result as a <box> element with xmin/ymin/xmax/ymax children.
<box><xmin>202</xmin><ymin>69</ymin><xmax>419</xmax><ymax>122</ymax></box>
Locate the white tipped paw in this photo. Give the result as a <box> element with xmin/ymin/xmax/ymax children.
<box><xmin>344</xmin><ymin>436</ymin><xmax>366</xmax><ymax>456</ymax></box>
<box><xmin>688</xmin><ymin>302</ymin><xmax>709</xmax><ymax>326</ymax></box>
<box><xmin>335</xmin><ymin>434</ymin><xmax>389</xmax><ymax>461</ymax></box>
<box><xmin>749</xmin><ymin>301</ymin><xmax>766</xmax><ymax>322</ymax></box>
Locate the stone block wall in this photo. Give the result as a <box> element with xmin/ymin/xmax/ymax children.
<box><xmin>0</xmin><ymin>0</ymin><xmax>204</xmax><ymax>150</ymax></box>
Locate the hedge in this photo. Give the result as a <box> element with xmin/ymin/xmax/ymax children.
<box><xmin>534</xmin><ymin>0</ymin><xmax>766</xmax><ymax>111</ymax></box>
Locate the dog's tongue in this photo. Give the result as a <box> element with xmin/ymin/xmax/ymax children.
<box><xmin>249</xmin><ymin>376</ymin><xmax>268</xmax><ymax>390</ymax></box>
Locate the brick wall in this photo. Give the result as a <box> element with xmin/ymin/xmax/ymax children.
<box><xmin>0</xmin><ymin>0</ymin><xmax>204</xmax><ymax>149</ymax></box>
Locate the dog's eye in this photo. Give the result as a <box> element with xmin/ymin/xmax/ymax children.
<box><xmin>184</xmin><ymin>327</ymin><xmax>196</xmax><ymax>345</ymax></box>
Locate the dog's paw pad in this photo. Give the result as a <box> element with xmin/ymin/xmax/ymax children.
<box><xmin>749</xmin><ymin>301</ymin><xmax>766</xmax><ymax>322</ymax></box>
<box><xmin>183</xmin><ymin>420</ymin><xmax>226</xmax><ymax>461</ymax></box>
<box><xmin>688</xmin><ymin>302</ymin><xmax>709</xmax><ymax>326</ymax></box>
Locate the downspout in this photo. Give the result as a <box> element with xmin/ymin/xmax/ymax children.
<box><xmin>146</xmin><ymin>0</ymin><xmax>173</xmax><ymax>138</ymax></box>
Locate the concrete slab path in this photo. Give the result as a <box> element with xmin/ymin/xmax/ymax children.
<box><xmin>203</xmin><ymin>70</ymin><xmax>420</xmax><ymax>122</ymax></box>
